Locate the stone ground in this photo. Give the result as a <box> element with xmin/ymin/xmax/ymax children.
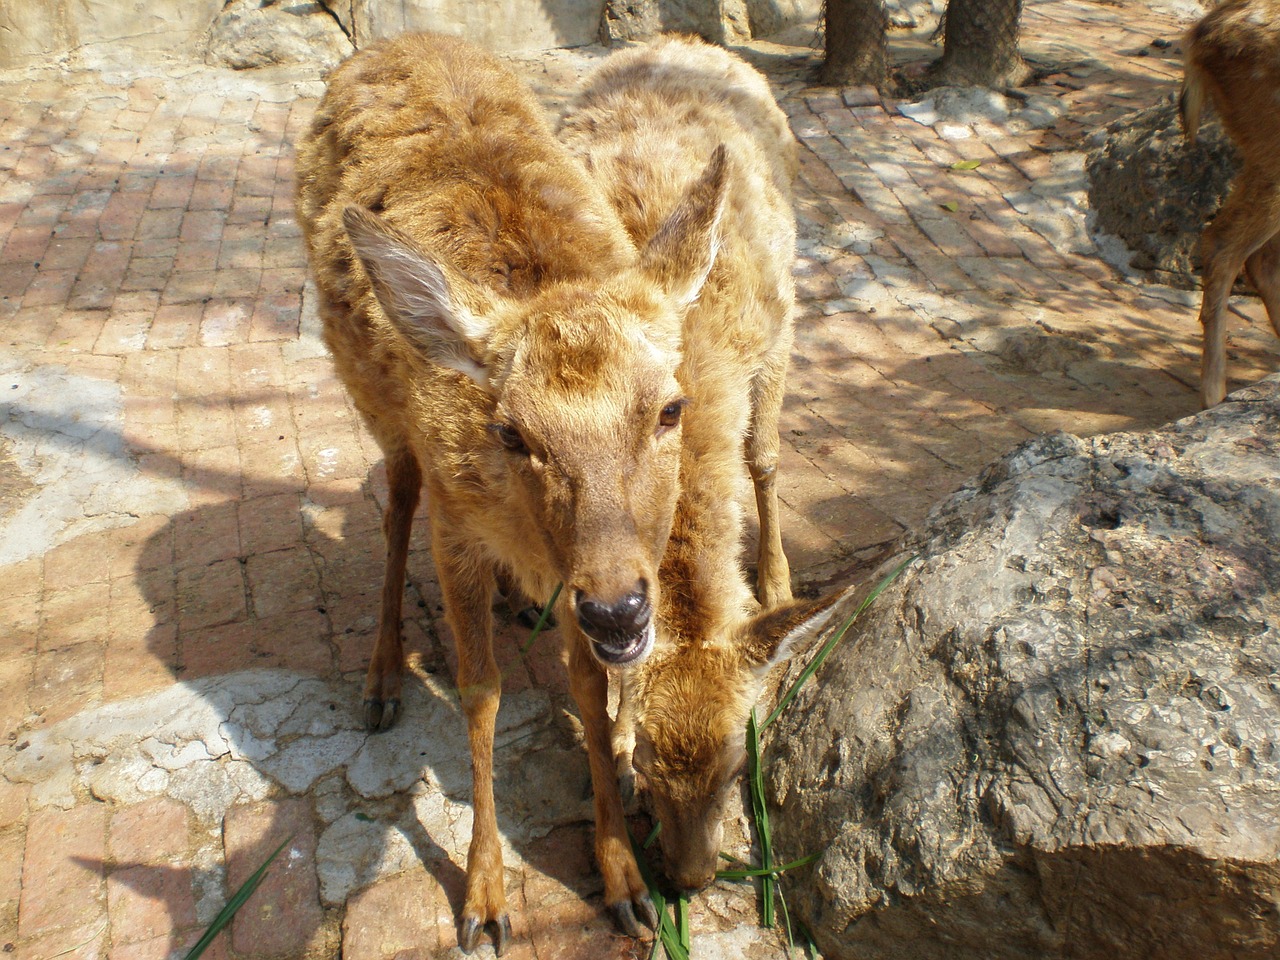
<box><xmin>1</xmin><ymin>1</ymin><xmax>1277</xmax><ymax>958</ymax></box>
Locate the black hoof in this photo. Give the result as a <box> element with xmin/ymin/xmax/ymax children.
<box><xmin>610</xmin><ymin>893</ymin><xmax>658</xmax><ymax>939</ymax></box>
<box><xmin>363</xmin><ymin>697</ymin><xmax>400</xmax><ymax>732</ymax></box>
<box><xmin>459</xmin><ymin>914</ymin><xmax>512</xmax><ymax>955</ymax></box>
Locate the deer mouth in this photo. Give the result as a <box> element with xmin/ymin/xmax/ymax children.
<box><xmin>588</xmin><ymin>620</ymin><xmax>655</xmax><ymax>666</ymax></box>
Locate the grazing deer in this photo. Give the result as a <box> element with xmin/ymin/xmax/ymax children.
<box><xmin>1181</xmin><ymin>0</ymin><xmax>1280</xmax><ymax>407</ymax></box>
<box><xmin>560</xmin><ymin>35</ymin><xmax>847</xmax><ymax>894</ymax></box>
<box><xmin>295</xmin><ymin>33</ymin><xmax>732</xmax><ymax>953</ymax></box>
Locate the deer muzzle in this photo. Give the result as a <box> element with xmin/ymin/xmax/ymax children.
<box><xmin>575</xmin><ymin>582</ymin><xmax>655</xmax><ymax>665</ymax></box>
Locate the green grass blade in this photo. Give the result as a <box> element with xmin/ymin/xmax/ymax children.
<box><xmin>777</xmin><ymin>880</ymin><xmax>796</xmax><ymax>955</ymax></box>
<box><xmin>762</xmin><ymin>556</ymin><xmax>913</xmax><ymax>731</ymax></box>
<box><xmin>676</xmin><ymin>895</ymin><xmax>690</xmax><ymax>954</ymax></box>
<box><xmin>643</xmin><ymin>820</ymin><xmax>663</xmax><ymax>849</ymax></box>
<box><xmin>714</xmin><ymin>852</ymin><xmax>819</xmax><ymax>880</ymax></box>
<box><xmin>747</xmin><ymin>708</ymin><xmax>775</xmax><ymax>928</ymax></box>
<box><xmin>519</xmin><ymin>581</ymin><xmax>563</xmax><ymax>654</ymax></box>
<box><xmin>629</xmin><ymin>826</ymin><xmax>689</xmax><ymax>960</ymax></box>
<box><xmin>183</xmin><ymin>835</ymin><xmax>291</xmax><ymax>960</ymax></box>
<box><xmin>797</xmin><ymin>920</ymin><xmax>820</xmax><ymax>959</ymax></box>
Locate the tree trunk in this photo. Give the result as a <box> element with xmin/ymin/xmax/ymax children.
<box><xmin>933</xmin><ymin>0</ymin><xmax>1030</xmax><ymax>88</ymax></box>
<box><xmin>821</xmin><ymin>0</ymin><xmax>888</xmax><ymax>88</ymax></box>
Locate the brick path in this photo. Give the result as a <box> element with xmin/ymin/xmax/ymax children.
<box><xmin>1</xmin><ymin>2</ymin><xmax>1277</xmax><ymax>958</ymax></box>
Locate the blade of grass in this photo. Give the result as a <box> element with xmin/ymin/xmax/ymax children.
<box><xmin>715</xmin><ymin>852</ymin><xmax>819</xmax><ymax>881</ymax></box>
<box><xmin>519</xmin><ymin>581</ymin><xmax>562</xmax><ymax>654</ymax></box>
<box><xmin>777</xmin><ymin>880</ymin><xmax>796</xmax><ymax>955</ymax></box>
<box><xmin>747</xmin><ymin>708</ymin><xmax>775</xmax><ymax>928</ymax></box>
<box><xmin>643</xmin><ymin>820</ymin><xmax>662</xmax><ymax>849</ymax></box>
<box><xmin>629</xmin><ymin>827</ymin><xmax>689</xmax><ymax>960</ymax></box>
<box><xmin>183</xmin><ymin>834</ymin><xmax>292</xmax><ymax>960</ymax></box>
<box><xmin>797</xmin><ymin>920</ymin><xmax>820</xmax><ymax>960</ymax></box>
<box><xmin>676</xmin><ymin>895</ymin><xmax>690</xmax><ymax>954</ymax></box>
<box><xmin>762</xmin><ymin>556</ymin><xmax>913</xmax><ymax>731</ymax></box>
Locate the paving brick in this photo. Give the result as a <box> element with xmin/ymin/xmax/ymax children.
<box><xmin>107</xmin><ymin>863</ymin><xmax>197</xmax><ymax>946</ymax></box>
<box><xmin>340</xmin><ymin>871</ymin><xmax>442</xmax><ymax>959</ymax></box>
<box><xmin>225</xmin><ymin>798</ymin><xmax>327</xmax><ymax>957</ymax></box>
<box><xmin>19</xmin><ymin>804</ymin><xmax>107</xmax><ymax>939</ymax></box>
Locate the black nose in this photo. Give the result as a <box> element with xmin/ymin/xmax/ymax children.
<box><xmin>575</xmin><ymin>581</ymin><xmax>650</xmax><ymax>641</ymax></box>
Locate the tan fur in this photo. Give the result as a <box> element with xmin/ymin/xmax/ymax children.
<box><xmin>1181</xmin><ymin>0</ymin><xmax>1280</xmax><ymax>407</ymax></box>
<box><xmin>295</xmin><ymin>33</ymin><xmax>733</xmax><ymax>951</ymax></box>
<box><xmin>560</xmin><ymin>36</ymin><xmax>844</xmax><ymax>893</ymax></box>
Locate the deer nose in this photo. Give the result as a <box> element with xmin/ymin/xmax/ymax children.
<box><xmin>576</xmin><ymin>581</ymin><xmax>649</xmax><ymax>637</ymax></box>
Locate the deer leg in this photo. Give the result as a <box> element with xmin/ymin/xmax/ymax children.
<box><xmin>363</xmin><ymin>445</ymin><xmax>422</xmax><ymax>732</ymax></box>
<box><xmin>1243</xmin><ymin>221</ymin><xmax>1280</xmax><ymax>339</ymax></box>
<box><xmin>1198</xmin><ymin>170</ymin><xmax>1278</xmax><ymax>407</ymax></box>
<box><xmin>567</xmin><ymin>635</ymin><xmax>658</xmax><ymax>939</ymax></box>
<box><xmin>433</xmin><ymin>533</ymin><xmax>510</xmax><ymax>955</ymax></box>
<box><xmin>746</xmin><ymin>343</ymin><xmax>794</xmax><ymax>608</ymax></box>
<box><xmin>612</xmin><ymin>671</ymin><xmax>638</xmax><ymax>804</ymax></box>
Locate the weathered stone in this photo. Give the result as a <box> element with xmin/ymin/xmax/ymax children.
<box><xmin>0</xmin><ymin>0</ymin><xmax>222</xmax><ymax>68</ymax></box>
<box><xmin>206</xmin><ymin>0</ymin><xmax>354</xmax><ymax>71</ymax></box>
<box><xmin>601</xmin><ymin>0</ymin><xmax>750</xmax><ymax>43</ymax></box>
<box><xmin>357</xmin><ymin>0</ymin><xmax>605</xmax><ymax>53</ymax></box>
<box><xmin>1087</xmin><ymin>97</ymin><xmax>1239</xmax><ymax>288</ymax></box>
<box><xmin>767</xmin><ymin>376</ymin><xmax>1280</xmax><ymax>960</ymax></box>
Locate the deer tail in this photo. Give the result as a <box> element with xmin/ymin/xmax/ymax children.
<box><xmin>1180</xmin><ymin>54</ymin><xmax>1207</xmax><ymax>146</ymax></box>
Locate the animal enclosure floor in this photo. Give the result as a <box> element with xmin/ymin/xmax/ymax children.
<box><xmin>1</xmin><ymin>1</ymin><xmax>1276</xmax><ymax>958</ymax></box>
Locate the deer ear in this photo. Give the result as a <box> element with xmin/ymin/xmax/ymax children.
<box><xmin>640</xmin><ymin>144</ymin><xmax>728</xmax><ymax>308</ymax></box>
<box><xmin>739</xmin><ymin>591</ymin><xmax>850</xmax><ymax>679</ymax></box>
<box><xmin>342</xmin><ymin>206</ymin><xmax>494</xmax><ymax>387</ymax></box>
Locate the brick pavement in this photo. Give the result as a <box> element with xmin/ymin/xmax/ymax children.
<box><xmin>1</xmin><ymin>2</ymin><xmax>1278</xmax><ymax>957</ymax></box>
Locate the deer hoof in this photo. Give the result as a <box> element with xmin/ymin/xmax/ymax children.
<box><xmin>459</xmin><ymin>914</ymin><xmax>511</xmax><ymax>955</ymax></box>
<box><xmin>636</xmin><ymin>891</ymin><xmax>659</xmax><ymax>932</ymax></box>
<box><xmin>363</xmin><ymin>697</ymin><xmax>400</xmax><ymax>732</ymax></box>
<box><xmin>494</xmin><ymin>915</ymin><xmax>513</xmax><ymax>956</ymax></box>
<box><xmin>610</xmin><ymin>893</ymin><xmax>658</xmax><ymax>939</ymax></box>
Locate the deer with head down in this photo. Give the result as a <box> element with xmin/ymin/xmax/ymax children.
<box><xmin>559</xmin><ymin>35</ymin><xmax>850</xmax><ymax>896</ymax></box>
<box><xmin>1181</xmin><ymin>0</ymin><xmax>1280</xmax><ymax>408</ymax></box>
<box><xmin>295</xmin><ymin>32</ymin><xmax>736</xmax><ymax>953</ymax></box>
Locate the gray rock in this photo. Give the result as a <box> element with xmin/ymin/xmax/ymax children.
<box><xmin>205</xmin><ymin>0</ymin><xmax>354</xmax><ymax>71</ymax></box>
<box><xmin>1086</xmin><ymin>97</ymin><xmax>1239</xmax><ymax>288</ymax></box>
<box><xmin>766</xmin><ymin>376</ymin><xmax>1280</xmax><ymax>960</ymax></box>
<box><xmin>605</xmin><ymin>0</ymin><xmax>750</xmax><ymax>42</ymax></box>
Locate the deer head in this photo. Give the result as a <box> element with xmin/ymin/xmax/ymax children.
<box><xmin>625</xmin><ymin>592</ymin><xmax>848</xmax><ymax>891</ymax></box>
<box><xmin>342</xmin><ymin>149</ymin><xmax>729</xmax><ymax>667</ymax></box>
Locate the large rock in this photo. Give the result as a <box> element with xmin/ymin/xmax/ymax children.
<box><xmin>766</xmin><ymin>376</ymin><xmax>1280</xmax><ymax>960</ymax></box>
<box><xmin>1086</xmin><ymin>97</ymin><xmax>1239</xmax><ymax>289</ymax></box>
<box><xmin>207</xmin><ymin>0</ymin><xmax>354</xmax><ymax>71</ymax></box>
<box><xmin>600</xmin><ymin>0</ymin><xmax>817</xmax><ymax>43</ymax></box>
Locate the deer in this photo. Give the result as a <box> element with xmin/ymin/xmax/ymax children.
<box><xmin>558</xmin><ymin>35</ymin><xmax>851</xmax><ymax>896</ymax></box>
<box><xmin>294</xmin><ymin>32</ymin><xmax>736</xmax><ymax>953</ymax></box>
<box><xmin>1180</xmin><ymin>0</ymin><xmax>1280</xmax><ymax>408</ymax></box>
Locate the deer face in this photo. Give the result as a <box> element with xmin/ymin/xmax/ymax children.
<box><xmin>483</xmin><ymin>284</ymin><xmax>690</xmax><ymax>665</ymax></box>
<box><xmin>340</xmin><ymin>148</ymin><xmax>728</xmax><ymax>667</ymax></box>
<box><xmin>629</xmin><ymin>594</ymin><xmax>848</xmax><ymax>891</ymax></box>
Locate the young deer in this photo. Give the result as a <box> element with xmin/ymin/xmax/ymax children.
<box><xmin>1181</xmin><ymin>0</ymin><xmax>1280</xmax><ymax>407</ymax></box>
<box><xmin>560</xmin><ymin>36</ymin><xmax>846</xmax><ymax>894</ymax></box>
<box><xmin>295</xmin><ymin>33</ymin><xmax>731</xmax><ymax>953</ymax></box>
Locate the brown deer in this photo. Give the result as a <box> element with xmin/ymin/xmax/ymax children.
<box><xmin>295</xmin><ymin>33</ymin><xmax>732</xmax><ymax>953</ymax></box>
<box><xmin>559</xmin><ymin>35</ymin><xmax>848</xmax><ymax>895</ymax></box>
<box><xmin>1181</xmin><ymin>0</ymin><xmax>1280</xmax><ymax>407</ymax></box>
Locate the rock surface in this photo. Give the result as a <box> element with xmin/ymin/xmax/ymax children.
<box><xmin>1086</xmin><ymin>97</ymin><xmax>1239</xmax><ymax>288</ymax></box>
<box><xmin>599</xmin><ymin>0</ymin><xmax>822</xmax><ymax>46</ymax></box>
<box><xmin>766</xmin><ymin>375</ymin><xmax>1280</xmax><ymax>960</ymax></box>
<box><xmin>206</xmin><ymin>0</ymin><xmax>354</xmax><ymax>71</ymax></box>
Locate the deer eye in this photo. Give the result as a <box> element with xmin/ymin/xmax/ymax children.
<box><xmin>657</xmin><ymin>399</ymin><xmax>686</xmax><ymax>435</ymax></box>
<box><xmin>490</xmin><ymin>422</ymin><xmax>529</xmax><ymax>455</ymax></box>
